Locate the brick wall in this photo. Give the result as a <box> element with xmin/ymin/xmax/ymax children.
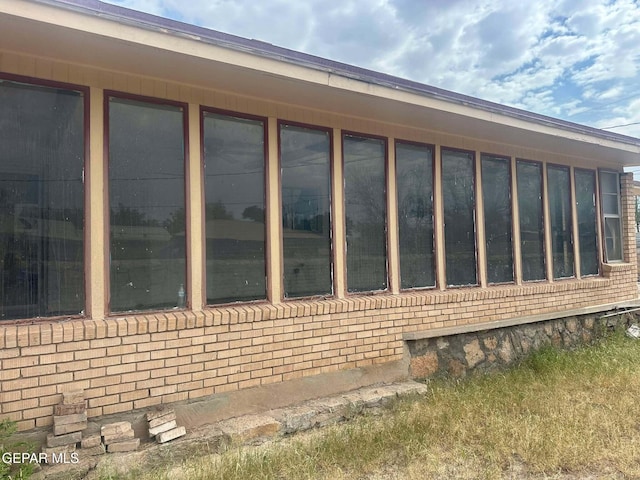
<box><xmin>0</xmin><ymin>267</ymin><xmax>637</xmax><ymax>432</ymax></box>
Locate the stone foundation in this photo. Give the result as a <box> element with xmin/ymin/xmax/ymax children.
<box><xmin>408</xmin><ymin>310</ymin><xmax>639</xmax><ymax>379</ymax></box>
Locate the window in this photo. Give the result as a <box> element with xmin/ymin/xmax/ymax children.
<box><xmin>202</xmin><ymin>111</ymin><xmax>266</xmax><ymax>304</ymax></box>
<box><xmin>280</xmin><ymin>123</ymin><xmax>332</xmax><ymax>298</ymax></box>
<box><xmin>108</xmin><ymin>96</ymin><xmax>186</xmax><ymax>312</ymax></box>
<box><xmin>575</xmin><ymin>169</ymin><xmax>599</xmax><ymax>275</ymax></box>
<box><xmin>396</xmin><ymin>141</ymin><xmax>435</xmax><ymax>289</ymax></box>
<box><xmin>343</xmin><ymin>134</ymin><xmax>387</xmax><ymax>292</ymax></box>
<box><xmin>547</xmin><ymin>165</ymin><xmax>574</xmax><ymax>278</ymax></box>
<box><xmin>516</xmin><ymin>160</ymin><xmax>546</xmax><ymax>281</ymax></box>
<box><xmin>599</xmin><ymin>171</ymin><xmax>623</xmax><ymax>262</ymax></box>
<box><xmin>442</xmin><ymin>148</ymin><xmax>476</xmax><ymax>286</ymax></box>
<box><xmin>481</xmin><ymin>154</ymin><xmax>514</xmax><ymax>283</ymax></box>
<box><xmin>0</xmin><ymin>78</ymin><xmax>85</xmax><ymax>320</ymax></box>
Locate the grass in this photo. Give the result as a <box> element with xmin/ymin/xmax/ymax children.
<box><xmin>99</xmin><ymin>330</ymin><xmax>640</xmax><ymax>480</ymax></box>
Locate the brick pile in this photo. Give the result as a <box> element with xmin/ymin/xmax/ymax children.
<box><xmin>146</xmin><ymin>408</ymin><xmax>186</xmax><ymax>443</ymax></box>
<box><xmin>42</xmin><ymin>390</ymin><xmax>87</xmax><ymax>456</ymax></box>
<box><xmin>101</xmin><ymin>421</ymin><xmax>140</xmax><ymax>453</ymax></box>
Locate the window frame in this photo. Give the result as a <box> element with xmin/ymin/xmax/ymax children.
<box><xmin>546</xmin><ymin>163</ymin><xmax>575</xmax><ymax>279</ymax></box>
<box><xmin>515</xmin><ymin>158</ymin><xmax>547</xmax><ymax>282</ymax></box>
<box><xmin>278</xmin><ymin>119</ymin><xmax>334</xmax><ymax>300</ymax></box>
<box><xmin>395</xmin><ymin>138</ymin><xmax>437</xmax><ymax>291</ymax></box>
<box><xmin>480</xmin><ymin>152</ymin><xmax>515</xmax><ymax>285</ymax></box>
<box><xmin>574</xmin><ymin>167</ymin><xmax>600</xmax><ymax>276</ymax></box>
<box><xmin>105</xmin><ymin>90</ymin><xmax>189</xmax><ymax>314</ymax></box>
<box><xmin>200</xmin><ymin>106</ymin><xmax>269</xmax><ymax>306</ymax></box>
<box><xmin>441</xmin><ymin>146</ymin><xmax>478</xmax><ymax>287</ymax></box>
<box><xmin>342</xmin><ymin>131</ymin><xmax>389</xmax><ymax>294</ymax></box>
<box><xmin>598</xmin><ymin>169</ymin><xmax>624</xmax><ymax>263</ymax></box>
<box><xmin>0</xmin><ymin>72</ymin><xmax>89</xmax><ymax>322</ymax></box>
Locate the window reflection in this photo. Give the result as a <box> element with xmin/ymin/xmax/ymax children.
<box><xmin>516</xmin><ymin>160</ymin><xmax>546</xmax><ymax>281</ymax></box>
<box><xmin>109</xmin><ymin>97</ymin><xmax>186</xmax><ymax>312</ymax></box>
<box><xmin>442</xmin><ymin>149</ymin><xmax>476</xmax><ymax>286</ymax></box>
<box><xmin>343</xmin><ymin>135</ymin><xmax>387</xmax><ymax>292</ymax></box>
<box><xmin>0</xmin><ymin>79</ymin><xmax>84</xmax><ymax>320</ymax></box>
<box><xmin>281</xmin><ymin>124</ymin><xmax>332</xmax><ymax>298</ymax></box>
<box><xmin>396</xmin><ymin>142</ymin><xmax>435</xmax><ymax>289</ymax></box>
<box><xmin>481</xmin><ymin>155</ymin><xmax>514</xmax><ymax>284</ymax></box>
<box><xmin>203</xmin><ymin>112</ymin><xmax>266</xmax><ymax>303</ymax></box>
<box><xmin>575</xmin><ymin>169</ymin><xmax>599</xmax><ymax>275</ymax></box>
<box><xmin>547</xmin><ymin>165</ymin><xmax>574</xmax><ymax>278</ymax></box>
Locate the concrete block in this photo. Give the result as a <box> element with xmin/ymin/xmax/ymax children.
<box><xmin>148</xmin><ymin>411</ymin><xmax>176</xmax><ymax>428</ymax></box>
<box><xmin>218</xmin><ymin>415</ymin><xmax>281</xmax><ymax>444</ymax></box>
<box><xmin>81</xmin><ymin>443</ymin><xmax>106</xmax><ymax>456</ymax></box>
<box><xmin>149</xmin><ymin>420</ymin><xmax>177</xmax><ymax>436</ymax></box>
<box><xmin>42</xmin><ymin>443</ymin><xmax>76</xmax><ymax>456</ymax></box>
<box><xmin>102</xmin><ymin>429</ymin><xmax>134</xmax><ymax>445</ymax></box>
<box><xmin>53</xmin><ymin>421</ymin><xmax>87</xmax><ymax>436</ymax></box>
<box><xmin>46</xmin><ymin>432</ymin><xmax>82</xmax><ymax>448</ymax></box>
<box><xmin>101</xmin><ymin>421</ymin><xmax>132</xmax><ymax>437</ymax></box>
<box><xmin>106</xmin><ymin>438</ymin><xmax>140</xmax><ymax>453</ymax></box>
<box><xmin>157</xmin><ymin>426</ymin><xmax>186</xmax><ymax>444</ymax></box>
<box><xmin>80</xmin><ymin>434</ymin><xmax>102</xmax><ymax>449</ymax></box>
<box><xmin>54</xmin><ymin>412</ymin><xmax>87</xmax><ymax>426</ymax></box>
<box><xmin>54</xmin><ymin>403</ymin><xmax>86</xmax><ymax>416</ymax></box>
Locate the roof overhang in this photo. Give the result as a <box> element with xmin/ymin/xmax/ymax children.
<box><xmin>2</xmin><ymin>0</ymin><xmax>640</xmax><ymax>167</ymax></box>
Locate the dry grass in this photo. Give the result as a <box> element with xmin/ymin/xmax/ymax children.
<box><xmin>100</xmin><ymin>331</ymin><xmax>640</xmax><ymax>480</ymax></box>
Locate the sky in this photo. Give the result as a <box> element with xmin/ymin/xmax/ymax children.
<box><xmin>103</xmin><ymin>0</ymin><xmax>640</xmax><ymax>140</ymax></box>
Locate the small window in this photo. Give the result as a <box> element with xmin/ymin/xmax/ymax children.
<box><xmin>442</xmin><ymin>148</ymin><xmax>477</xmax><ymax>286</ymax></box>
<box><xmin>0</xmin><ymin>79</ymin><xmax>85</xmax><ymax>320</ymax></box>
<box><xmin>108</xmin><ymin>96</ymin><xmax>187</xmax><ymax>312</ymax></box>
<box><xmin>481</xmin><ymin>154</ymin><xmax>514</xmax><ymax>284</ymax></box>
<box><xmin>599</xmin><ymin>171</ymin><xmax>623</xmax><ymax>262</ymax></box>
<box><xmin>516</xmin><ymin>160</ymin><xmax>546</xmax><ymax>281</ymax></box>
<box><xmin>396</xmin><ymin>141</ymin><xmax>435</xmax><ymax>289</ymax></box>
<box><xmin>202</xmin><ymin>111</ymin><xmax>266</xmax><ymax>304</ymax></box>
<box><xmin>280</xmin><ymin>124</ymin><xmax>332</xmax><ymax>298</ymax></box>
<box><xmin>575</xmin><ymin>169</ymin><xmax>599</xmax><ymax>275</ymax></box>
<box><xmin>343</xmin><ymin>134</ymin><xmax>387</xmax><ymax>292</ymax></box>
<box><xmin>547</xmin><ymin>165</ymin><xmax>574</xmax><ymax>279</ymax></box>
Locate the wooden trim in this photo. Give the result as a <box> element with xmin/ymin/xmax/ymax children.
<box><xmin>511</xmin><ymin>156</ymin><xmax>523</xmax><ymax>285</ymax></box>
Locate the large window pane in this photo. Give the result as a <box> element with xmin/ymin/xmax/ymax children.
<box><xmin>481</xmin><ymin>155</ymin><xmax>514</xmax><ymax>283</ymax></box>
<box><xmin>547</xmin><ymin>165</ymin><xmax>574</xmax><ymax>278</ymax></box>
<box><xmin>0</xmin><ymin>79</ymin><xmax>84</xmax><ymax>320</ymax></box>
<box><xmin>516</xmin><ymin>160</ymin><xmax>546</xmax><ymax>281</ymax></box>
<box><xmin>442</xmin><ymin>149</ymin><xmax>476</xmax><ymax>286</ymax></box>
<box><xmin>344</xmin><ymin>135</ymin><xmax>387</xmax><ymax>292</ymax></box>
<box><xmin>575</xmin><ymin>169</ymin><xmax>599</xmax><ymax>276</ymax></box>
<box><xmin>281</xmin><ymin>124</ymin><xmax>332</xmax><ymax>297</ymax></box>
<box><xmin>396</xmin><ymin>142</ymin><xmax>434</xmax><ymax>289</ymax></box>
<box><xmin>599</xmin><ymin>171</ymin><xmax>623</xmax><ymax>262</ymax></box>
<box><xmin>203</xmin><ymin>112</ymin><xmax>266</xmax><ymax>303</ymax></box>
<box><xmin>109</xmin><ymin>97</ymin><xmax>186</xmax><ymax>312</ymax></box>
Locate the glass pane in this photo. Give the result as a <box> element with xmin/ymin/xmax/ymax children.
<box><xmin>0</xmin><ymin>80</ymin><xmax>84</xmax><ymax>320</ymax></box>
<box><xmin>547</xmin><ymin>165</ymin><xmax>574</xmax><ymax>278</ymax></box>
<box><xmin>203</xmin><ymin>113</ymin><xmax>266</xmax><ymax>303</ymax></box>
<box><xmin>109</xmin><ymin>98</ymin><xmax>185</xmax><ymax>312</ymax></box>
<box><xmin>481</xmin><ymin>155</ymin><xmax>513</xmax><ymax>283</ymax></box>
<box><xmin>575</xmin><ymin>169</ymin><xmax>599</xmax><ymax>276</ymax></box>
<box><xmin>604</xmin><ymin>218</ymin><xmax>623</xmax><ymax>261</ymax></box>
<box><xmin>442</xmin><ymin>149</ymin><xmax>476</xmax><ymax>286</ymax></box>
<box><xmin>602</xmin><ymin>193</ymin><xmax>619</xmax><ymax>215</ymax></box>
<box><xmin>396</xmin><ymin>142</ymin><xmax>435</xmax><ymax>289</ymax></box>
<box><xmin>281</xmin><ymin>124</ymin><xmax>332</xmax><ymax>297</ymax></box>
<box><xmin>516</xmin><ymin>161</ymin><xmax>546</xmax><ymax>281</ymax></box>
<box><xmin>344</xmin><ymin>135</ymin><xmax>387</xmax><ymax>292</ymax></box>
<box><xmin>599</xmin><ymin>171</ymin><xmax>618</xmax><ymax>195</ymax></box>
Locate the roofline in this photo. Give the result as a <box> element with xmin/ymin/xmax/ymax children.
<box><xmin>28</xmin><ymin>0</ymin><xmax>640</xmax><ymax>148</ymax></box>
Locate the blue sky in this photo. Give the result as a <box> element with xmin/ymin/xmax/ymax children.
<box><xmin>104</xmin><ymin>0</ymin><xmax>640</xmax><ymax>140</ymax></box>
